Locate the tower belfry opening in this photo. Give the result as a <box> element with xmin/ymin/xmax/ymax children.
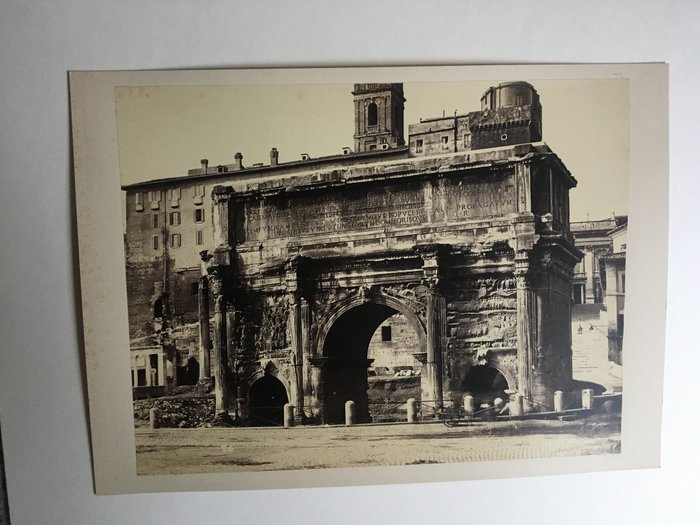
<box><xmin>352</xmin><ymin>83</ymin><xmax>405</xmax><ymax>152</ymax></box>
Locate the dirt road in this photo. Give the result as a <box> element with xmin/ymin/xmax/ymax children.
<box><xmin>135</xmin><ymin>415</ymin><xmax>621</xmax><ymax>475</ymax></box>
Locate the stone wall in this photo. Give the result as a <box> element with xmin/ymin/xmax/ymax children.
<box><xmin>133</xmin><ymin>395</ymin><xmax>215</xmax><ymax>428</ymax></box>
<box><xmin>367</xmin><ymin>375</ymin><xmax>421</xmax><ymax>422</ymax></box>
<box><xmin>367</xmin><ymin>313</ymin><xmax>421</xmax><ymax>369</ymax></box>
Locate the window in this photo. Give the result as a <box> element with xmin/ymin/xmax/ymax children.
<box><xmin>195</xmin><ymin>230</ymin><xmax>204</xmax><ymax>245</ymax></box>
<box><xmin>152</xmin><ymin>213</ymin><xmax>159</xmax><ymax>228</ymax></box>
<box><xmin>135</xmin><ymin>192</ymin><xmax>144</xmax><ymax>211</ymax></box>
<box><xmin>169</xmin><ymin>211</ymin><xmax>181</xmax><ymax>226</ymax></box>
<box><xmin>368</xmin><ymin>102</ymin><xmax>378</xmax><ymax>126</ymax></box>
<box><xmin>193</xmin><ymin>185</ymin><xmax>205</xmax><ymax>205</ymax></box>
<box><xmin>170</xmin><ymin>233</ymin><xmax>181</xmax><ymax>248</ymax></box>
<box><xmin>194</xmin><ymin>208</ymin><xmax>205</xmax><ymax>223</ymax></box>
<box><xmin>415</xmin><ymin>139</ymin><xmax>423</xmax><ymax>153</ymax></box>
<box><xmin>381</xmin><ymin>326</ymin><xmax>392</xmax><ymax>342</ymax></box>
<box><xmin>152</xmin><ymin>235</ymin><xmax>159</xmax><ymax>251</ymax></box>
<box><xmin>153</xmin><ymin>298</ymin><xmax>163</xmax><ymax>318</ymax></box>
<box><xmin>463</xmin><ymin>133</ymin><xmax>471</xmax><ymax>148</ymax></box>
<box><xmin>191</xmin><ymin>282</ymin><xmax>199</xmax><ymax>296</ymax></box>
<box><xmin>441</xmin><ymin>136</ymin><xmax>449</xmax><ymax>150</ymax></box>
<box><xmin>168</xmin><ymin>188</ymin><xmax>181</xmax><ymax>208</ymax></box>
<box><xmin>148</xmin><ymin>190</ymin><xmax>160</xmax><ymax>210</ymax></box>
<box><xmin>368</xmin><ymin>144</ymin><xmax>377</xmax><ymax>151</ymax></box>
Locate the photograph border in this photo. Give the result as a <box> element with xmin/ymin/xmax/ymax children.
<box><xmin>69</xmin><ymin>63</ymin><xmax>668</xmax><ymax>495</ymax></box>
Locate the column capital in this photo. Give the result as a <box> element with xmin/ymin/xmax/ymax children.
<box><xmin>284</xmin><ymin>255</ymin><xmax>313</xmax><ymax>297</ymax></box>
<box><xmin>211</xmin><ymin>185</ymin><xmax>235</xmax><ymax>204</ymax></box>
<box><xmin>415</xmin><ymin>243</ymin><xmax>450</xmax><ymax>291</ymax></box>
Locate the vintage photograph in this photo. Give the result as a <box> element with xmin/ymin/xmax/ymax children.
<box><xmin>69</xmin><ymin>64</ymin><xmax>667</xmax><ymax>493</ymax></box>
<box><xmin>115</xmin><ymin>77</ymin><xmax>628</xmax><ymax>474</ymax></box>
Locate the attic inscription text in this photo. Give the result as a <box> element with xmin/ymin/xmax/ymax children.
<box><xmin>238</xmin><ymin>172</ymin><xmax>515</xmax><ymax>242</ymax></box>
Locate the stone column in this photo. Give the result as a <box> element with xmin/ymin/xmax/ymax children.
<box><xmin>515</xmin><ymin>256</ymin><xmax>537</xmax><ymax>407</ymax></box>
<box><xmin>416</xmin><ymin>244</ymin><xmax>449</xmax><ymax>413</ymax></box>
<box><xmin>286</xmin><ymin>256</ymin><xmax>311</xmax><ymax>423</ymax></box>
<box><xmin>208</xmin><ymin>269</ymin><xmax>230</xmax><ymax>420</ymax></box>
<box><xmin>584</xmin><ymin>249</ymin><xmax>595</xmax><ymax>304</ymax></box>
<box><xmin>157</xmin><ymin>353</ymin><xmax>165</xmax><ymax>387</ymax></box>
<box><xmin>197</xmin><ymin>275</ymin><xmax>211</xmax><ymax>382</ymax></box>
<box><xmin>145</xmin><ymin>353</ymin><xmax>153</xmax><ymax>387</ymax></box>
<box><xmin>287</xmin><ymin>293</ymin><xmax>304</xmax><ymax>420</ymax></box>
<box><xmin>300</xmin><ymin>297</ymin><xmax>313</xmax><ymax>421</ymax></box>
<box><xmin>425</xmin><ymin>285</ymin><xmax>446</xmax><ymax>410</ymax></box>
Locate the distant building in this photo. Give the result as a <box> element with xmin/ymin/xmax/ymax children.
<box><xmin>570</xmin><ymin>216</ymin><xmax>627</xmax><ymax>305</ymax></box>
<box><xmin>570</xmin><ymin>216</ymin><xmax>627</xmax><ymax>365</ymax></box>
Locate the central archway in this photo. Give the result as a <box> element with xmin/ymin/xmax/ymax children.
<box><xmin>318</xmin><ymin>293</ymin><xmax>426</xmax><ymax>425</ymax></box>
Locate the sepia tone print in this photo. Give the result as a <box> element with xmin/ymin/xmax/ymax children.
<box><xmin>118</xmin><ymin>79</ymin><xmax>628</xmax><ymax>475</ymax></box>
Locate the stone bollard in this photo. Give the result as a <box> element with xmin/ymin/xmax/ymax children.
<box><xmin>493</xmin><ymin>397</ymin><xmax>505</xmax><ymax>415</ymax></box>
<box><xmin>406</xmin><ymin>398</ymin><xmax>417</xmax><ymax>423</ymax></box>
<box><xmin>510</xmin><ymin>393</ymin><xmax>524</xmax><ymax>416</ymax></box>
<box><xmin>463</xmin><ymin>395</ymin><xmax>475</xmax><ymax>416</ymax></box>
<box><xmin>554</xmin><ymin>390</ymin><xmax>564</xmax><ymax>413</ymax></box>
<box><xmin>345</xmin><ymin>400</ymin><xmax>356</xmax><ymax>426</ymax></box>
<box><xmin>149</xmin><ymin>407</ymin><xmax>159</xmax><ymax>430</ymax></box>
<box><xmin>283</xmin><ymin>403</ymin><xmax>295</xmax><ymax>428</ymax></box>
<box><xmin>582</xmin><ymin>388</ymin><xmax>594</xmax><ymax>410</ymax></box>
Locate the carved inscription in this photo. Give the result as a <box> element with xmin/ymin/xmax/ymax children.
<box><xmin>238</xmin><ymin>172</ymin><xmax>516</xmax><ymax>242</ymax></box>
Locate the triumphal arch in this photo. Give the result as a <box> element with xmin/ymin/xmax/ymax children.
<box><xmin>202</xmin><ymin>101</ymin><xmax>579</xmax><ymax>424</ymax></box>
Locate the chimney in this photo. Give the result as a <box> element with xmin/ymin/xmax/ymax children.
<box><xmin>200</xmin><ymin>159</ymin><xmax>209</xmax><ymax>173</ymax></box>
<box><xmin>234</xmin><ymin>152</ymin><xmax>243</xmax><ymax>170</ymax></box>
<box><xmin>270</xmin><ymin>147</ymin><xmax>279</xmax><ymax>166</ymax></box>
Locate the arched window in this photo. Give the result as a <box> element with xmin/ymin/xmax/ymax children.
<box><xmin>368</xmin><ymin>102</ymin><xmax>378</xmax><ymax>126</ymax></box>
<box><xmin>153</xmin><ymin>298</ymin><xmax>163</xmax><ymax>318</ymax></box>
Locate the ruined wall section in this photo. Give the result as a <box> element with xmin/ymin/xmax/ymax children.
<box><xmin>232</xmin><ymin>290</ymin><xmax>295</xmax><ymax>398</ymax></box>
<box><xmin>441</xmin><ymin>258</ymin><xmax>519</xmax><ymax>406</ymax></box>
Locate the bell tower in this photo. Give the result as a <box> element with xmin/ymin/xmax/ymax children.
<box><xmin>352</xmin><ymin>83</ymin><xmax>405</xmax><ymax>153</ymax></box>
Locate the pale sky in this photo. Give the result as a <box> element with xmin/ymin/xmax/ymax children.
<box><xmin>115</xmin><ymin>79</ymin><xmax>628</xmax><ymax>222</ymax></box>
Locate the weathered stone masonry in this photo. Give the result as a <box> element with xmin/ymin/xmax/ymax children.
<box><xmin>202</xmin><ymin>145</ymin><xmax>579</xmax><ymax>423</ymax></box>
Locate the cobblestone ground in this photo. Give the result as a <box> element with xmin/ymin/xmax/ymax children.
<box><xmin>135</xmin><ymin>415</ymin><xmax>621</xmax><ymax>475</ymax></box>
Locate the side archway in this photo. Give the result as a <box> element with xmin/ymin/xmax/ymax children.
<box><xmin>460</xmin><ymin>364</ymin><xmax>510</xmax><ymax>407</ymax></box>
<box><xmin>248</xmin><ymin>374</ymin><xmax>289</xmax><ymax>427</ymax></box>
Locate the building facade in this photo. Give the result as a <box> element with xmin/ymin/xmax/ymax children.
<box><xmin>569</xmin><ymin>216</ymin><xmax>627</xmax><ymax>365</ymax></box>
<box><xmin>123</xmin><ymin>82</ymin><xmax>581</xmax><ymax>423</ymax></box>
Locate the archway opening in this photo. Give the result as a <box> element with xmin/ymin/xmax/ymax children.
<box><xmin>322</xmin><ymin>302</ymin><xmax>422</xmax><ymax>424</ymax></box>
<box><xmin>248</xmin><ymin>375</ymin><xmax>289</xmax><ymax>427</ymax></box>
<box><xmin>461</xmin><ymin>365</ymin><xmax>509</xmax><ymax>407</ymax></box>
